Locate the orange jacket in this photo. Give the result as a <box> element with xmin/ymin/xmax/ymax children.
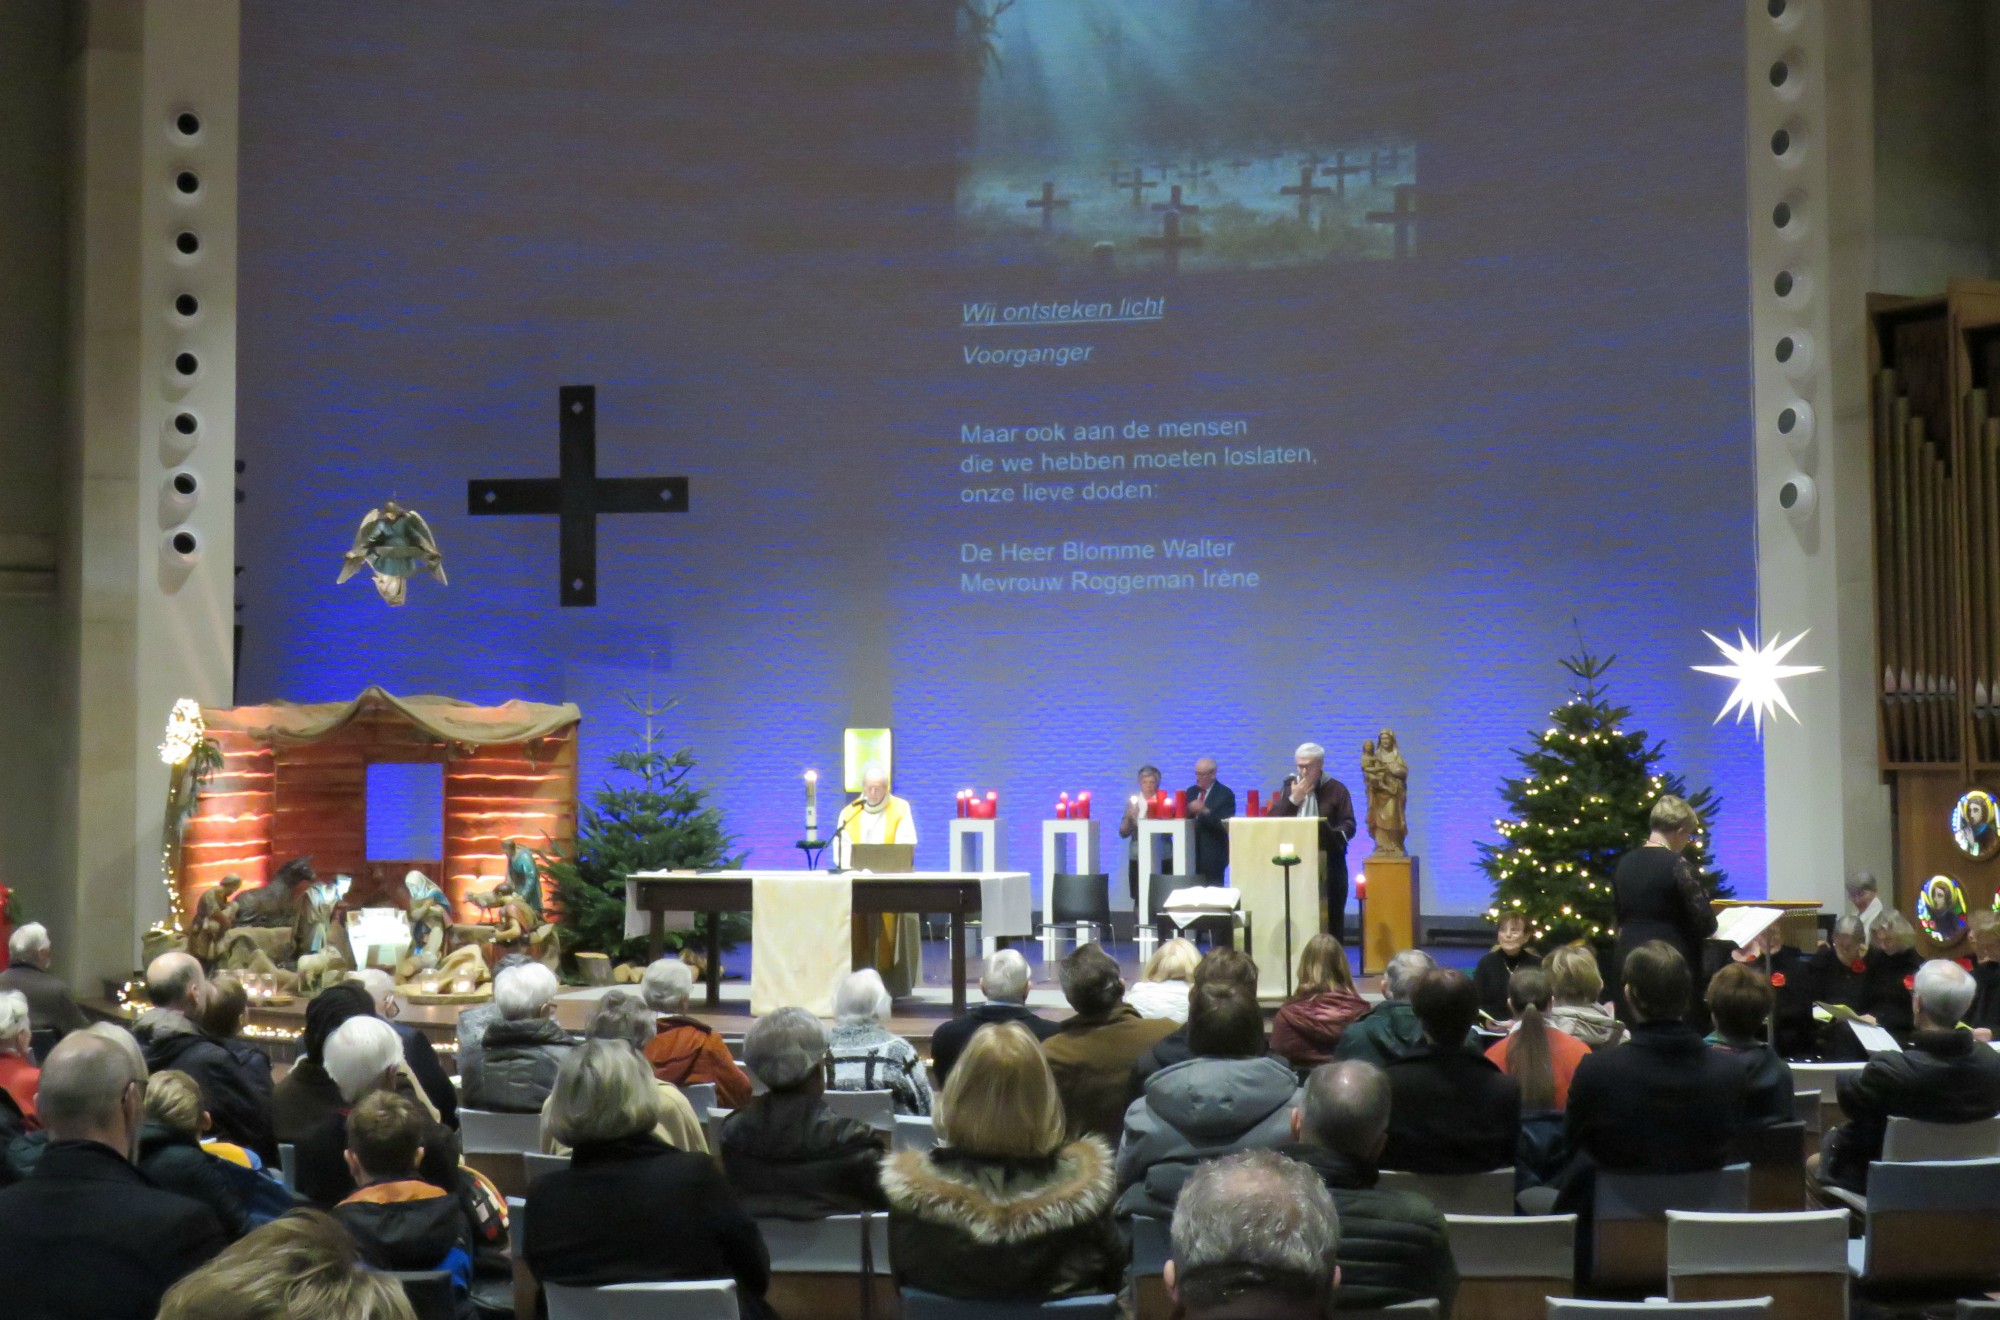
<box><xmin>644</xmin><ymin>1017</ymin><xmax>753</xmax><ymax>1109</ymax></box>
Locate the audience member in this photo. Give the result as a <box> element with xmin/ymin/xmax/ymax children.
<box><xmin>1473</xmin><ymin>913</ymin><xmax>1542</xmax><ymax>1022</ymax></box>
<box><xmin>640</xmin><ymin>957</ymin><xmax>753</xmax><ymax>1108</ymax></box>
<box><xmin>1043</xmin><ymin>944</ymin><xmax>1179</xmax><ymax>1143</ymax></box>
<box><xmin>721</xmin><ymin>1006</ymin><xmax>886</xmax><ymax>1217</ymax></box>
<box><xmin>542</xmin><ymin>990</ymin><xmax>704</xmax><ymax>1155</ymax></box>
<box><xmin>0</xmin><ymin>922</ymin><xmax>88</xmax><ymax>1040</ymax></box>
<box><xmin>1166</xmin><ymin>1149</ymin><xmax>1340</xmax><ymax>1320</ymax></box>
<box><xmin>296</xmin><ymin>1015</ymin><xmax>459</xmax><ymax>1207</ymax></box>
<box><xmin>1862</xmin><ymin>911</ymin><xmax>1923</xmax><ymax>1038</ymax></box>
<box><xmin>0</xmin><ymin>1030</ymin><xmax>226</xmax><ymax>1320</ymax></box>
<box><xmin>332</xmin><ymin>1090</ymin><xmax>476</xmax><ymax>1308</ymax></box>
<box><xmin>1272</xmin><ymin>934</ymin><xmax>1371</xmax><ymax>1071</ymax></box>
<box><xmin>1129</xmin><ymin>938</ymin><xmax>1201</xmax><ymax>1022</ymax></box>
<box><xmin>827</xmin><ymin>968</ymin><xmax>933</xmax><ymax>1115</ymax></box>
<box><xmin>1815</xmin><ymin>958</ymin><xmax>2000</xmax><ymax>1194</ymax></box>
<box><xmin>931</xmin><ymin>948</ymin><xmax>1058</xmax><ymax>1082</ymax></box>
<box><xmin>138</xmin><ymin>1068</ymin><xmax>249</xmax><ymax>1238</ymax></box>
<box><xmin>0</xmin><ymin>988</ymin><xmax>40</xmax><ymax>1126</ymax></box>
<box><xmin>156</xmin><ymin>1208</ymin><xmax>417</xmax><ymax>1320</ymax></box>
<box><xmin>1703</xmin><ymin>962</ymin><xmax>1794</xmax><ymax>1128</ymax></box>
<box><xmin>453</xmin><ymin>952</ymin><xmax>530</xmax><ymax>1100</ymax></box>
<box><xmin>467</xmin><ymin>962</ymin><xmax>576</xmax><ymax>1112</ymax></box>
<box><xmin>1560</xmin><ymin>941</ymin><xmax>1749</xmax><ymax>1207</ymax></box>
<box><xmin>132</xmin><ymin>950</ymin><xmax>276</xmax><ymax>1160</ymax></box>
<box><xmin>1117</xmin><ymin>980</ymin><xmax>1300</xmax><ymax>1219</ymax></box>
<box><xmin>353</xmin><ymin>968</ymin><xmax>457</xmax><ymax>1128</ymax></box>
<box><xmin>524</xmin><ymin>1039</ymin><xmax>773</xmax><ymax>1320</ymax></box>
<box><xmin>1132</xmin><ymin>946</ymin><xmax>1261</xmax><ymax>1091</ymax></box>
<box><xmin>1543</xmin><ymin>943</ymin><xmax>1622</xmax><ymax>1048</ymax></box>
<box><xmin>1333</xmin><ymin>949</ymin><xmax>1436</xmax><ymax>1068</ymax></box>
<box><xmin>1970</xmin><ymin>911</ymin><xmax>2000</xmax><ymax>1037</ymax></box>
<box><xmin>1276</xmin><ymin>1061</ymin><xmax>1457</xmax><ymax>1313</ymax></box>
<box><xmin>273</xmin><ymin>982</ymin><xmax>374</xmax><ymax>1144</ymax></box>
<box><xmin>1380</xmin><ymin>969</ymin><xmax>1520</xmax><ymax>1174</ymax></box>
<box><xmin>881</xmin><ymin>1022</ymin><xmax>1121</xmax><ymax>1300</ymax></box>
<box><xmin>1486</xmin><ymin>967</ymin><xmax>1588</xmax><ymax>1111</ymax></box>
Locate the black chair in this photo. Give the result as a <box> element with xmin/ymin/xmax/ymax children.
<box><xmin>387</xmin><ymin>1269</ymin><xmax>456</xmax><ymax>1320</ymax></box>
<box><xmin>1041</xmin><ymin>873</ymin><xmax>1112</xmax><ymax>959</ymax></box>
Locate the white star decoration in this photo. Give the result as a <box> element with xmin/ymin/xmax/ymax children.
<box><xmin>1693</xmin><ymin>630</ymin><xmax>1822</xmax><ymax>736</ymax></box>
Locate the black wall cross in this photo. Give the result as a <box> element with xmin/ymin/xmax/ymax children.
<box><xmin>467</xmin><ymin>385</ymin><xmax>689</xmax><ymax>606</ymax></box>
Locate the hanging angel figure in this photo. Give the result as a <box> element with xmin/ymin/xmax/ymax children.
<box><xmin>337</xmin><ymin>500</ymin><xmax>447</xmax><ymax>606</ymax></box>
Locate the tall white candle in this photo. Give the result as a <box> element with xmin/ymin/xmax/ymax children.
<box><xmin>804</xmin><ymin>769</ymin><xmax>819</xmax><ymax>841</ymax></box>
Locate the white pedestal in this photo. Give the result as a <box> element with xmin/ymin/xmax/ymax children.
<box><xmin>1040</xmin><ymin>819</ymin><xmax>1103</xmax><ymax>958</ymax></box>
<box><xmin>947</xmin><ymin>818</ymin><xmax>1003</xmax><ymax>956</ymax></box>
<box><xmin>1136</xmin><ymin>818</ymin><xmax>1195</xmax><ymax>958</ymax></box>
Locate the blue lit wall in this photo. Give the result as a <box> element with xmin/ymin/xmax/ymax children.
<box><xmin>236</xmin><ymin>1</ymin><xmax>1762</xmax><ymax>912</ymax></box>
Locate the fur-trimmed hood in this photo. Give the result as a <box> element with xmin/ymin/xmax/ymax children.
<box><xmin>881</xmin><ymin>1137</ymin><xmax>1114</xmax><ymax>1245</ymax></box>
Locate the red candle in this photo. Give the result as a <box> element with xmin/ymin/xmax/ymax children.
<box><xmin>986</xmin><ymin>790</ymin><xmax>998</xmax><ymax>819</ymax></box>
<box><xmin>1248</xmin><ymin>788</ymin><xmax>1261</xmax><ymax>816</ymax></box>
<box><xmin>1079</xmin><ymin>791</ymin><xmax>1091</xmax><ymax>819</ymax></box>
<box><xmin>1173</xmin><ymin>789</ymin><xmax>1187</xmax><ymax>819</ymax></box>
<box><xmin>1354</xmin><ymin>873</ymin><xmax>1368</xmax><ymax>900</ymax></box>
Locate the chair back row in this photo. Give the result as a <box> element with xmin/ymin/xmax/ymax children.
<box><xmin>1853</xmin><ymin>1157</ymin><xmax>2000</xmax><ymax>1287</ymax></box>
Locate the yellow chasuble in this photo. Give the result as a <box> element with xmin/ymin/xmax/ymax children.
<box><xmin>838</xmin><ymin>795</ymin><xmax>921</xmax><ymax>996</ymax></box>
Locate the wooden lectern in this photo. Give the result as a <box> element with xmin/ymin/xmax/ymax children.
<box><xmin>1360</xmin><ymin>855</ymin><xmax>1420</xmax><ymax>977</ymax></box>
<box><xmin>1229</xmin><ymin>817</ymin><xmax>1321</xmax><ymax>1000</ymax></box>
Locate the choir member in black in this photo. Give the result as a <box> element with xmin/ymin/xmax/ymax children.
<box><xmin>1610</xmin><ymin>795</ymin><xmax>1716</xmax><ymax>1021</ymax></box>
<box><xmin>1861</xmin><ymin>912</ymin><xmax>1922</xmax><ymax>1039</ymax></box>
<box><xmin>1807</xmin><ymin>916</ymin><xmax>1874</xmax><ymax>1061</ymax></box>
<box><xmin>1970</xmin><ymin>912</ymin><xmax>2000</xmax><ymax>1039</ymax></box>
<box><xmin>1472</xmin><ymin>913</ymin><xmax>1541</xmax><ymax>1023</ymax></box>
<box><xmin>1764</xmin><ymin>935</ymin><xmax>1818</xmax><ymax>1059</ymax></box>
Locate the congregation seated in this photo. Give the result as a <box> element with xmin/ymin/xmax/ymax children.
<box><xmin>881</xmin><ymin>1021</ymin><xmax>1122</xmax><ymax>1301</ymax></box>
<box><xmin>640</xmin><ymin>956</ymin><xmax>753</xmax><ymax>1108</ymax></box>
<box><xmin>1971</xmin><ymin>910</ymin><xmax>2000</xmax><ymax>1038</ymax></box>
<box><xmin>332</xmin><ymin>1090</ymin><xmax>477</xmax><ymax>1314</ymax></box>
<box><xmin>157</xmin><ymin>1208</ymin><xmax>417</xmax><ymax>1320</ymax></box>
<box><xmin>0</xmin><ymin>989</ymin><xmax>41</xmax><ymax>1127</ymax></box>
<box><xmin>1132</xmin><ymin>947</ymin><xmax>1263</xmax><ymax>1094</ymax></box>
<box><xmin>1043</xmin><ymin>944</ymin><xmax>1178</xmax><ymax>1143</ymax></box>
<box><xmin>1815</xmin><ymin>957</ymin><xmax>2000</xmax><ymax>1194</ymax></box>
<box><xmin>1472</xmin><ymin>912</ymin><xmax>1542</xmax><ymax>1023</ymax></box>
<box><xmin>1271</xmin><ymin>934</ymin><xmax>1371</xmax><ymax>1071</ymax></box>
<box><xmin>273</xmin><ymin>982</ymin><xmax>373</xmax><ymax>1145</ymax></box>
<box><xmin>1558</xmin><ymin>940</ymin><xmax>1749</xmax><ymax>1213</ymax></box>
<box><xmin>1128</xmin><ymin>937</ymin><xmax>1200</xmax><ymax>1022</ymax></box>
<box><xmin>1703</xmin><ymin>961</ymin><xmax>1794</xmax><ymax>1128</ymax></box>
<box><xmin>0</xmin><ymin>922</ymin><xmax>88</xmax><ymax>1044</ymax></box>
<box><xmin>931</xmin><ymin>947</ymin><xmax>1058</xmax><ymax>1083</ymax></box>
<box><xmin>1486</xmin><ymin>966</ymin><xmax>1588</xmax><ymax>1110</ymax></box>
<box><xmin>452</xmin><ymin>951</ymin><xmax>529</xmax><ymax>1101</ymax></box>
<box><xmin>1164</xmin><ymin>1148</ymin><xmax>1340</xmax><ymax>1320</ymax></box>
<box><xmin>542</xmin><ymin>990</ymin><xmax>705</xmax><ymax>1155</ymax></box>
<box><xmin>296</xmin><ymin>1015</ymin><xmax>460</xmax><ymax>1207</ymax></box>
<box><xmin>1275</xmin><ymin>1060</ymin><xmax>1458</xmax><ymax>1314</ymax></box>
<box><xmin>827</xmin><ymin>968</ymin><xmax>933</xmax><ymax>1115</ymax></box>
<box><xmin>1117</xmin><ymin>978</ymin><xmax>1300</xmax><ymax>1219</ymax></box>
<box><xmin>1380</xmin><ymin>968</ymin><xmax>1520</xmax><ymax>1175</ymax></box>
<box><xmin>138</xmin><ymin>1069</ymin><xmax>250</xmax><ymax>1238</ymax></box>
<box><xmin>1542</xmin><ymin>943</ymin><xmax>1623</xmax><ymax>1049</ymax></box>
<box><xmin>353</xmin><ymin>968</ymin><xmax>458</xmax><ymax>1128</ymax></box>
<box><xmin>132</xmin><ymin>950</ymin><xmax>276</xmax><ymax>1161</ymax></box>
<box><xmin>466</xmin><ymin>962</ymin><xmax>576</xmax><ymax>1113</ymax></box>
<box><xmin>720</xmin><ymin>1005</ymin><xmax>887</xmax><ymax>1217</ymax></box>
<box><xmin>1332</xmin><ymin>949</ymin><xmax>1436</xmax><ymax>1068</ymax></box>
<box><xmin>522</xmin><ymin>1039</ymin><xmax>774</xmax><ymax>1320</ymax></box>
<box><xmin>0</xmin><ymin>1029</ymin><xmax>227</xmax><ymax>1320</ymax></box>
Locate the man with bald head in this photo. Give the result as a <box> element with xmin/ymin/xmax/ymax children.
<box><xmin>132</xmin><ymin>950</ymin><xmax>275</xmax><ymax>1160</ymax></box>
<box><xmin>0</xmin><ymin>1031</ymin><xmax>226</xmax><ymax>1319</ymax></box>
<box><xmin>1274</xmin><ymin>1060</ymin><xmax>1458</xmax><ymax>1313</ymax></box>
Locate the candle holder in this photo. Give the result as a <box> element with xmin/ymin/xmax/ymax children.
<box><xmin>1272</xmin><ymin>852</ymin><xmax>1302</xmax><ymax>995</ymax></box>
<box><xmin>796</xmin><ymin>837</ymin><xmax>831</xmax><ymax>871</ymax></box>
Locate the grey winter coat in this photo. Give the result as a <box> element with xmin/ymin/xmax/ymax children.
<box><xmin>1113</xmin><ymin>1054</ymin><xmax>1301</xmax><ymax>1219</ymax></box>
<box><xmin>469</xmin><ymin>1015</ymin><xmax>577</xmax><ymax>1112</ymax></box>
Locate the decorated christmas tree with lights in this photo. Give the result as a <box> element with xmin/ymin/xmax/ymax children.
<box><xmin>1478</xmin><ymin>643</ymin><xmax>1729</xmax><ymax>949</ymax></box>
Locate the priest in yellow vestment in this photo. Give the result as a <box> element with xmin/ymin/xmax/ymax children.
<box><xmin>837</xmin><ymin>765</ymin><xmax>922</xmax><ymax>996</ymax></box>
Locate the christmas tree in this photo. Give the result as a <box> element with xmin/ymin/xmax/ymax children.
<box><xmin>1478</xmin><ymin>643</ymin><xmax>1730</xmax><ymax>949</ymax></box>
<box><xmin>546</xmin><ymin>689</ymin><xmax>744</xmax><ymax>963</ymax></box>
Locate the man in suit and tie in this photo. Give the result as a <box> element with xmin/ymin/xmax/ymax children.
<box><xmin>1186</xmin><ymin>758</ymin><xmax>1236</xmax><ymax>883</ymax></box>
<box><xmin>1266</xmin><ymin>742</ymin><xmax>1358</xmax><ymax>941</ymax></box>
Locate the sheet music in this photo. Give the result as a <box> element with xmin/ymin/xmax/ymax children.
<box><xmin>1713</xmin><ymin>904</ymin><xmax>1785</xmax><ymax>949</ymax></box>
<box><xmin>1849</xmin><ymin>1022</ymin><xmax>1902</xmax><ymax>1055</ymax></box>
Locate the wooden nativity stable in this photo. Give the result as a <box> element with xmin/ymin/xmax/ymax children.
<box><xmin>176</xmin><ymin>687</ymin><xmax>580</xmax><ymax>924</ymax></box>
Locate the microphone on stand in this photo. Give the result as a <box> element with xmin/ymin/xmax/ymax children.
<box><xmin>824</xmin><ymin>803</ymin><xmax>863</xmax><ymax>874</ymax></box>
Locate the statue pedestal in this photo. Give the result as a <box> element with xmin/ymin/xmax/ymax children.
<box><xmin>1360</xmin><ymin>854</ymin><xmax>1420</xmax><ymax>977</ymax></box>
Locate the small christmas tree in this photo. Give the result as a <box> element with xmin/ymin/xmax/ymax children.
<box><xmin>546</xmin><ymin>689</ymin><xmax>744</xmax><ymax>963</ymax></box>
<box><xmin>1478</xmin><ymin>642</ymin><xmax>1731</xmax><ymax>949</ymax></box>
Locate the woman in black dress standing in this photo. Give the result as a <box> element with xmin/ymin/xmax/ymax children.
<box><xmin>1611</xmin><ymin>795</ymin><xmax>1717</xmax><ymax>1019</ymax></box>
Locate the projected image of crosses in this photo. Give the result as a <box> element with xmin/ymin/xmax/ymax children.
<box><xmin>468</xmin><ymin>385</ymin><xmax>689</xmax><ymax>607</ymax></box>
<box><xmin>952</xmin><ymin>0</ymin><xmax>1417</xmax><ymax>271</ymax></box>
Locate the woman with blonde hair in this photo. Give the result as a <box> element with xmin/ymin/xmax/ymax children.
<box><xmin>1270</xmin><ymin>933</ymin><xmax>1370</xmax><ymax>1069</ymax></box>
<box><xmin>157</xmin><ymin>1208</ymin><xmax>416</xmax><ymax>1320</ymax></box>
<box><xmin>1610</xmin><ymin>794</ymin><xmax>1717</xmax><ymax>1020</ymax></box>
<box><xmin>1128</xmin><ymin>938</ymin><xmax>1200</xmax><ymax>1022</ymax></box>
<box><xmin>880</xmin><ymin>1022</ymin><xmax>1122</xmax><ymax>1301</ymax></box>
<box><xmin>1544</xmin><ymin>943</ymin><xmax>1622</xmax><ymax>1048</ymax></box>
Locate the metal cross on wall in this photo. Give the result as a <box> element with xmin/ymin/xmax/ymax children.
<box><xmin>467</xmin><ymin>384</ymin><xmax>690</xmax><ymax>607</ymax></box>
